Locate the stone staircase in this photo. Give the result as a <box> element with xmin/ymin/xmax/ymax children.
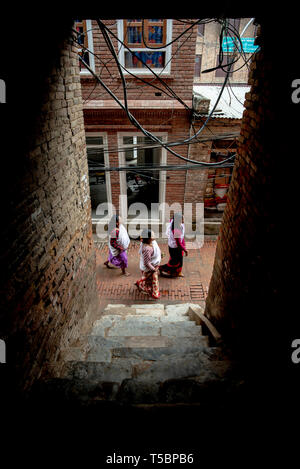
<box><xmin>31</xmin><ymin>303</ymin><xmax>236</xmax><ymax>406</ymax></box>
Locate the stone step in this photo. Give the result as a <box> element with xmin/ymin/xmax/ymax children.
<box><xmin>105</xmin><ymin>304</ymin><xmax>165</xmax><ymax>311</ymax></box>
<box><xmin>102</xmin><ymin>306</ymin><xmax>165</xmax><ymax>317</ymax></box>
<box><xmin>62</xmin><ymin>360</ymin><xmax>133</xmax><ymax>383</ymax></box>
<box><xmin>165</xmin><ymin>303</ymin><xmax>203</xmax><ymax>316</ymax></box>
<box><xmin>62</xmin><ymin>347</ymin><xmax>214</xmax><ymax>385</ymax></box>
<box><xmin>30</xmin><ymin>351</ymin><xmax>232</xmax><ymax>404</ymax></box>
<box><xmin>111</xmin><ymin>340</ymin><xmax>208</xmax><ymax>361</ymax></box>
<box><xmin>131</xmin><ymin>351</ymin><xmax>212</xmax><ymax>383</ymax></box>
<box><xmin>85</xmin><ymin>335</ymin><xmax>208</xmax><ymax>363</ymax></box>
<box><xmin>160</xmin><ymin>323</ymin><xmax>202</xmax><ymax>337</ymax></box>
<box><xmin>90</xmin><ymin>315</ymin><xmax>201</xmax><ymax>338</ymax></box>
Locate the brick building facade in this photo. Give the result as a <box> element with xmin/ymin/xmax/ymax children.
<box><xmin>75</xmin><ymin>19</ymin><xmax>254</xmax><ymax>232</ymax></box>
<box><xmin>76</xmin><ymin>19</ymin><xmax>197</xmax><ymax>230</ymax></box>
<box><xmin>1</xmin><ymin>12</ymin><xmax>298</xmax><ymax>451</ymax></box>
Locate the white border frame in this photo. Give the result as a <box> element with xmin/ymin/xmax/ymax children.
<box><xmin>117</xmin><ymin>132</ymin><xmax>167</xmax><ymax>222</ymax></box>
<box><xmin>117</xmin><ymin>19</ymin><xmax>173</xmax><ymax>76</ymax></box>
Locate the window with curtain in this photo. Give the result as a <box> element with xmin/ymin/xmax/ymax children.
<box><xmin>74</xmin><ymin>19</ymin><xmax>90</xmax><ymax>71</ymax></box>
<box><xmin>121</xmin><ymin>19</ymin><xmax>171</xmax><ymax>71</ymax></box>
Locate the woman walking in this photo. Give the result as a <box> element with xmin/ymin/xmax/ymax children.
<box><xmin>159</xmin><ymin>212</ymin><xmax>188</xmax><ymax>278</ymax></box>
<box><xmin>104</xmin><ymin>214</ymin><xmax>131</xmax><ymax>276</ymax></box>
<box><xmin>135</xmin><ymin>229</ymin><xmax>161</xmax><ymax>299</ymax></box>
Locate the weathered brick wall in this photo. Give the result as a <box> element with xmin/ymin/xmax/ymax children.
<box><xmin>204</xmin><ymin>24</ymin><xmax>283</xmax><ymax>359</ymax></box>
<box><xmin>184</xmin><ymin>120</ymin><xmax>241</xmax><ymax>205</ymax></box>
<box><xmin>0</xmin><ymin>21</ymin><xmax>99</xmax><ymax>391</ymax></box>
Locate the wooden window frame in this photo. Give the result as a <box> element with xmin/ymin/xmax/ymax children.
<box><xmin>124</xmin><ymin>19</ymin><xmax>167</xmax><ymax>48</ymax></box>
<box><xmin>75</xmin><ymin>19</ymin><xmax>89</xmax><ymax>49</ymax></box>
<box><xmin>118</xmin><ymin>19</ymin><xmax>172</xmax><ymax>75</ymax></box>
<box><xmin>74</xmin><ymin>19</ymin><xmax>95</xmax><ymax>75</ymax></box>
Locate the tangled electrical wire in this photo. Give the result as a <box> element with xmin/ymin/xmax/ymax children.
<box><xmin>72</xmin><ymin>17</ymin><xmax>259</xmax><ymax>170</ymax></box>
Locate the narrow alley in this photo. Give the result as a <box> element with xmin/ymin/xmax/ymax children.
<box><xmin>95</xmin><ymin>237</ymin><xmax>217</xmax><ymax>309</ymax></box>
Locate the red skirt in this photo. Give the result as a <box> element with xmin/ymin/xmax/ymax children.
<box><xmin>135</xmin><ymin>270</ymin><xmax>160</xmax><ymax>299</ymax></box>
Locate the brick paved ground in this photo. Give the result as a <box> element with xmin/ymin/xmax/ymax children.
<box><xmin>95</xmin><ymin>237</ymin><xmax>217</xmax><ymax>311</ymax></box>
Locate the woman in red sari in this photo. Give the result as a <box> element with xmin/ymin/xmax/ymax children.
<box><xmin>135</xmin><ymin>229</ymin><xmax>161</xmax><ymax>299</ymax></box>
<box><xmin>159</xmin><ymin>213</ymin><xmax>188</xmax><ymax>278</ymax></box>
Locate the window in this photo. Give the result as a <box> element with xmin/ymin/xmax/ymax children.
<box><xmin>118</xmin><ymin>19</ymin><xmax>172</xmax><ymax>74</ymax></box>
<box><xmin>86</xmin><ymin>134</ymin><xmax>111</xmax><ymax>219</ymax></box>
<box><xmin>122</xmin><ymin>136</ymin><xmax>161</xmax><ymax>217</ymax></box>
<box><xmin>118</xmin><ymin>133</ymin><xmax>167</xmax><ymax>222</ymax></box>
<box><xmin>74</xmin><ymin>19</ymin><xmax>95</xmax><ymax>74</ymax></box>
<box><xmin>194</xmin><ymin>54</ymin><xmax>202</xmax><ymax>77</ymax></box>
<box><xmin>215</xmin><ymin>54</ymin><xmax>234</xmax><ymax>78</ymax></box>
<box><xmin>197</xmin><ymin>23</ymin><xmax>205</xmax><ymax>36</ymax></box>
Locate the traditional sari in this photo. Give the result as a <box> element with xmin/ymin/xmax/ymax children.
<box><xmin>135</xmin><ymin>240</ymin><xmax>161</xmax><ymax>299</ymax></box>
<box><xmin>159</xmin><ymin>221</ymin><xmax>186</xmax><ymax>277</ymax></box>
<box><xmin>107</xmin><ymin>224</ymin><xmax>130</xmax><ymax>269</ymax></box>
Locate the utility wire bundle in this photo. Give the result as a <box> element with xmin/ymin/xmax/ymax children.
<box><xmin>72</xmin><ymin>17</ymin><xmax>258</xmax><ymax>171</ymax></box>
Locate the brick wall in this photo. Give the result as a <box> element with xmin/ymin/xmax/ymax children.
<box><xmin>204</xmin><ymin>23</ymin><xmax>285</xmax><ymax>364</ymax></box>
<box><xmin>0</xmin><ymin>21</ymin><xmax>99</xmax><ymax>391</ymax></box>
<box><xmin>84</xmin><ymin>108</ymin><xmax>191</xmax><ymax>211</ymax></box>
<box><xmin>184</xmin><ymin>120</ymin><xmax>241</xmax><ymax>211</ymax></box>
<box><xmin>81</xmin><ymin>19</ymin><xmax>197</xmax><ymax>103</ymax></box>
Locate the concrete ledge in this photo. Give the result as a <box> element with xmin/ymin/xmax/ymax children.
<box><xmin>188</xmin><ymin>305</ymin><xmax>221</xmax><ymax>343</ymax></box>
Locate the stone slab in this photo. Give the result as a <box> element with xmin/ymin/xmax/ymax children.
<box><xmin>134</xmin><ymin>352</ymin><xmax>208</xmax><ymax>383</ymax></box>
<box><xmin>161</xmin><ymin>323</ymin><xmax>202</xmax><ymax>337</ymax></box>
<box><xmin>130</xmin><ymin>304</ymin><xmax>165</xmax><ymax>311</ymax></box>
<box><xmin>124</xmin><ymin>336</ymin><xmax>171</xmax><ymax>348</ymax></box>
<box><xmin>63</xmin><ymin>360</ymin><xmax>132</xmax><ymax>383</ymax></box>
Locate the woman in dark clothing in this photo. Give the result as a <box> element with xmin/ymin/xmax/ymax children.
<box><xmin>159</xmin><ymin>213</ymin><xmax>188</xmax><ymax>278</ymax></box>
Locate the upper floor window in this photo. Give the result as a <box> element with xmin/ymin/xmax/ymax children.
<box><xmin>215</xmin><ymin>54</ymin><xmax>234</xmax><ymax>78</ymax></box>
<box><xmin>74</xmin><ymin>19</ymin><xmax>95</xmax><ymax>74</ymax></box>
<box><xmin>197</xmin><ymin>23</ymin><xmax>205</xmax><ymax>36</ymax></box>
<box><xmin>194</xmin><ymin>54</ymin><xmax>202</xmax><ymax>77</ymax></box>
<box><xmin>117</xmin><ymin>19</ymin><xmax>172</xmax><ymax>75</ymax></box>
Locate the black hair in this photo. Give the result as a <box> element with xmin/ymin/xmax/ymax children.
<box><xmin>171</xmin><ymin>212</ymin><xmax>182</xmax><ymax>232</ymax></box>
<box><xmin>108</xmin><ymin>214</ymin><xmax>119</xmax><ymax>234</ymax></box>
<box><xmin>141</xmin><ymin>228</ymin><xmax>153</xmax><ymax>244</ymax></box>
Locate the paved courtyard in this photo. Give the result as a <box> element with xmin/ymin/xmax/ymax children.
<box><xmin>94</xmin><ymin>237</ymin><xmax>217</xmax><ymax>310</ymax></box>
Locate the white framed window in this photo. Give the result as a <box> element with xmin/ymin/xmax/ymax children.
<box><xmin>117</xmin><ymin>19</ymin><xmax>172</xmax><ymax>75</ymax></box>
<box><xmin>118</xmin><ymin>132</ymin><xmax>167</xmax><ymax>222</ymax></box>
<box><xmin>85</xmin><ymin>133</ymin><xmax>111</xmax><ymax>220</ymax></box>
<box><xmin>74</xmin><ymin>19</ymin><xmax>95</xmax><ymax>75</ymax></box>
